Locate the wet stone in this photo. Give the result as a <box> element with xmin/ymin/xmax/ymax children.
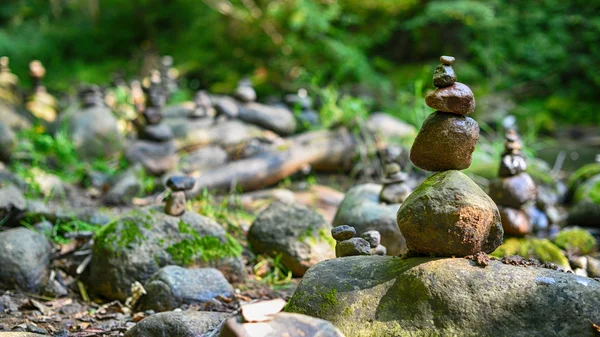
<box><xmin>336</xmin><ymin>237</ymin><xmax>371</xmax><ymax>257</ymax></box>
<box><xmin>488</xmin><ymin>172</ymin><xmax>537</xmax><ymax>208</ymax></box>
<box><xmin>499</xmin><ymin>206</ymin><xmax>533</xmax><ymax>237</ymax></box>
<box><xmin>433</xmin><ymin>64</ymin><xmax>456</xmax><ymax>88</ymax></box>
<box><xmin>331</xmin><ymin>225</ymin><xmax>356</xmax><ymax>241</ymax></box>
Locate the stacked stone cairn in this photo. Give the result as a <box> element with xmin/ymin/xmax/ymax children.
<box><xmin>284</xmin><ymin>88</ymin><xmax>319</xmax><ymax>127</ymax></box>
<box><xmin>379</xmin><ymin>163</ymin><xmax>411</xmax><ymax>204</ymax></box>
<box><xmin>165</xmin><ymin>175</ymin><xmax>195</xmax><ymax>216</ymax></box>
<box><xmin>78</xmin><ymin>85</ymin><xmax>104</xmax><ymax>108</ymax></box>
<box><xmin>397</xmin><ymin>56</ymin><xmax>503</xmax><ymax>257</ymax></box>
<box><xmin>190</xmin><ymin>90</ymin><xmax>215</xmax><ymax>118</ymax></box>
<box><xmin>488</xmin><ymin>130</ymin><xmax>537</xmax><ymax>236</ymax></box>
<box><xmin>233</xmin><ymin>77</ymin><xmax>257</xmax><ymax>103</ymax></box>
<box><xmin>26</xmin><ymin>60</ymin><xmax>58</xmax><ymax>122</ymax></box>
<box><xmin>160</xmin><ymin>55</ymin><xmax>178</xmax><ymax>98</ymax></box>
<box><xmin>331</xmin><ymin>225</ymin><xmax>386</xmax><ymax>257</ymax></box>
<box><xmin>0</xmin><ymin>57</ymin><xmax>20</xmax><ymax>104</ymax></box>
<box><xmin>138</xmin><ymin>70</ymin><xmax>174</xmax><ymax>142</ymax></box>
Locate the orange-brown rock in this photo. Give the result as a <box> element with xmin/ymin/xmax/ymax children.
<box><xmin>425</xmin><ymin>82</ymin><xmax>475</xmax><ymax>115</ymax></box>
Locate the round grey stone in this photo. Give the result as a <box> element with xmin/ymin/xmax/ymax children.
<box><xmin>360</xmin><ymin>230</ymin><xmax>381</xmax><ymax>248</ymax></box>
<box><xmin>336</xmin><ymin>238</ymin><xmax>371</xmax><ymax>257</ymax></box>
<box><xmin>331</xmin><ymin>225</ymin><xmax>356</xmax><ymax>241</ymax></box>
<box><xmin>440</xmin><ymin>55</ymin><xmax>455</xmax><ymax>65</ymax></box>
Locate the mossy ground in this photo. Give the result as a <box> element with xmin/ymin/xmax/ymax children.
<box><xmin>491</xmin><ymin>237</ymin><xmax>569</xmax><ymax>268</ymax></box>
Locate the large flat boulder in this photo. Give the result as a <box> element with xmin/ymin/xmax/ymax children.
<box><xmin>287</xmin><ymin>256</ymin><xmax>600</xmax><ymax>337</ymax></box>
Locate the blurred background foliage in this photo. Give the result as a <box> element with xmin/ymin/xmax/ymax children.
<box><xmin>1</xmin><ymin>0</ymin><xmax>599</xmax><ymax>130</ymax></box>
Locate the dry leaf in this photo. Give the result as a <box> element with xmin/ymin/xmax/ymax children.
<box><xmin>592</xmin><ymin>321</ymin><xmax>600</xmax><ymax>333</ymax></box>
<box><xmin>241</xmin><ymin>299</ymin><xmax>286</xmax><ymax>323</ymax></box>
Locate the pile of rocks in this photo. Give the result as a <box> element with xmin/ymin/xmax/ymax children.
<box><xmin>398</xmin><ymin>55</ymin><xmax>503</xmax><ymax>257</ymax></box>
<box><xmin>26</xmin><ymin>60</ymin><xmax>58</xmax><ymax>123</ymax></box>
<box><xmin>379</xmin><ymin>163</ymin><xmax>411</xmax><ymax>204</ymax></box>
<box><xmin>165</xmin><ymin>175</ymin><xmax>195</xmax><ymax>216</ymax></box>
<box><xmin>488</xmin><ymin>130</ymin><xmax>537</xmax><ymax>236</ymax></box>
<box><xmin>331</xmin><ymin>225</ymin><xmax>386</xmax><ymax>257</ymax></box>
<box><xmin>125</xmin><ymin>70</ymin><xmax>178</xmax><ymax>175</ymax></box>
<box><xmin>0</xmin><ymin>57</ymin><xmax>19</xmax><ymax>105</ymax></box>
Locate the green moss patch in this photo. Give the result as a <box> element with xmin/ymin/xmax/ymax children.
<box><xmin>491</xmin><ymin>237</ymin><xmax>569</xmax><ymax>268</ymax></box>
<box><xmin>165</xmin><ymin>220</ymin><xmax>243</xmax><ymax>265</ymax></box>
<box><xmin>553</xmin><ymin>228</ymin><xmax>596</xmax><ymax>255</ymax></box>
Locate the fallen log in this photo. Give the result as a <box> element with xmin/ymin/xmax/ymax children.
<box><xmin>186</xmin><ymin>127</ymin><xmax>356</xmax><ymax>195</ymax></box>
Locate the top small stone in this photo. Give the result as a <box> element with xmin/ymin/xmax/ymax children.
<box><xmin>331</xmin><ymin>225</ymin><xmax>356</xmax><ymax>241</ymax></box>
<box><xmin>166</xmin><ymin>176</ymin><xmax>196</xmax><ymax>191</ymax></box>
<box><xmin>440</xmin><ymin>55</ymin><xmax>455</xmax><ymax>65</ymax></box>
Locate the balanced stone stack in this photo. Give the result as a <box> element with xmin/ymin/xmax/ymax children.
<box><xmin>331</xmin><ymin>225</ymin><xmax>386</xmax><ymax>257</ymax></box>
<box><xmin>26</xmin><ymin>60</ymin><xmax>58</xmax><ymax>122</ymax></box>
<box><xmin>379</xmin><ymin>163</ymin><xmax>411</xmax><ymax>204</ymax></box>
<box><xmin>488</xmin><ymin>130</ymin><xmax>537</xmax><ymax>236</ymax></box>
<box><xmin>234</xmin><ymin>77</ymin><xmax>257</xmax><ymax>103</ymax></box>
<box><xmin>285</xmin><ymin>88</ymin><xmax>319</xmax><ymax>127</ymax></box>
<box><xmin>138</xmin><ymin>70</ymin><xmax>175</xmax><ymax>142</ymax></box>
<box><xmin>165</xmin><ymin>175</ymin><xmax>195</xmax><ymax>216</ymax></box>
<box><xmin>397</xmin><ymin>56</ymin><xmax>503</xmax><ymax>257</ymax></box>
<box><xmin>0</xmin><ymin>56</ymin><xmax>20</xmax><ymax>105</ymax></box>
<box><xmin>190</xmin><ymin>90</ymin><xmax>215</xmax><ymax>118</ymax></box>
<box><xmin>160</xmin><ymin>55</ymin><xmax>178</xmax><ymax>98</ymax></box>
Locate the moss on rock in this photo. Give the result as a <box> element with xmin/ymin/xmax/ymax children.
<box><xmin>491</xmin><ymin>237</ymin><xmax>569</xmax><ymax>268</ymax></box>
<box><xmin>553</xmin><ymin>228</ymin><xmax>596</xmax><ymax>255</ymax></box>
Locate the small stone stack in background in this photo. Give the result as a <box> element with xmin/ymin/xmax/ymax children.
<box><xmin>125</xmin><ymin>70</ymin><xmax>179</xmax><ymax>175</ymax></box>
<box><xmin>379</xmin><ymin>163</ymin><xmax>412</xmax><ymax>204</ymax></box>
<box><xmin>397</xmin><ymin>56</ymin><xmax>503</xmax><ymax>257</ymax></box>
<box><xmin>160</xmin><ymin>55</ymin><xmax>178</xmax><ymax>99</ymax></box>
<box><xmin>0</xmin><ymin>57</ymin><xmax>20</xmax><ymax>105</ymax></box>
<box><xmin>165</xmin><ymin>175</ymin><xmax>196</xmax><ymax>216</ymax></box>
<box><xmin>331</xmin><ymin>225</ymin><xmax>370</xmax><ymax>257</ymax></box>
<box><xmin>190</xmin><ymin>90</ymin><xmax>215</xmax><ymax>118</ymax></box>
<box><xmin>234</xmin><ymin>77</ymin><xmax>257</xmax><ymax>103</ymax></box>
<box><xmin>488</xmin><ymin>130</ymin><xmax>537</xmax><ymax>236</ymax></box>
<box><xmin>26</xmin><ymin>60</ymin><xmax>58</xmax><ymax>122</ymax></box>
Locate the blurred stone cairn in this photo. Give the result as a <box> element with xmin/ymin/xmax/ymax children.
<box><xmin>165</xmin><ymin>175</ymin><xmax>195</xmax><ymax>216</ymax></box>
<box><xmin>0</xmin><ymin>56</ymin><xmax>20</xmax><ymax>104</ymax></box>
<box><xmin>26</xmin><ymin>60</ymin><xmax>58</xmax><ymax>122</ymax></box>
<box><xmin>379</xmin><ymin>163</ymin><xmax>411</xmax><ymax>204</ymax></box>
<box><xmin>488</xmin><ymin>129</ymin><xmax>537</xmax><ymax>236</ymax></box>
<box><xmin>331</xmin><ymin>225</ymin><xmax>386</xmax><ymax>257</ymax></box>
<box><xmin>398</xmin><ymin>55</ymin><xmax>503</xmax><ymax>257</ymax></box>
<box><xmin>160</xmin><ymin>55</ymin><xmax>178</xmax><ymax>99</ymax></box>
<box><xmin>125</xmin><ymin>70</ymin><xmax>178</xmax><ymax>175</ymax></box>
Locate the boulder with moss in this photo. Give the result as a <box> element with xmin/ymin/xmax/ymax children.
<box><xmin>87</xmin><ymin>207</ymin><xmax>245</xmax><ymax>301</ymax></box>
<box><xmin>553</xmin><ymin>228</ymin><xmax>597</xmax><ymax>255</ymax></box>
<box><xmin>333</xmin><ymin>184</ymin><xmax>406</xmax><ymax>256</ymax></box>
<box><xmin>566</xmin><ymin>163</ymin><xmax>600</xmax><ymax>203</ymax></box>
<box><xmin>568</xmin><ymin>174</ymin><xmax>600</xmax><ymax>227</ymax></box>
<box><xmin>248</xmin><ymin>201</ymin><xmax>335</xmax><ymax>276</ymax></box>
<box><xmin>286</xmin><ymin>256</ymin><xmax>600</xmax><ymax>337</ymax></box>
<box><xmin>491</xmin><ymin>237</ymin><xmax>570</xmax><ymax>268</ymax></box>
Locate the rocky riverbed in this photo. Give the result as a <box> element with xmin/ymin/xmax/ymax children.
<box><xmin>0</xmin><ymin>56</ymin><xmax>599</xmax><ymax>336</ymax></box>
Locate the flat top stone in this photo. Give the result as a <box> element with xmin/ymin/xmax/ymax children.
<box><xmin>331</xmin><ymin>225</ymin><xmax>356</xmax><ymax>241</ymax></box>
<box><xmin>166</xmin><ymin>176</ymin><xmax>195</xmax><ymax>191</ymax></box>
<box><xmin>440</xmin><ymin>55</ymin><xmax>455</xmax><ymax>65</ymax></box>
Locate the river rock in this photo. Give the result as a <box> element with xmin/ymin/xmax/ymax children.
<box><xmin>0</xmin><ymin>121</ymin><xmax>16</xmax><ymax>162</ymax></box>
<box><xmin>248</xmin><ymin>202</ymin><xmax>335</xmax><ymax>276</ymax></box>
<box><xmin>425</xmin><ymin>82</ymin><xmax>475</xmax><ymax>115</ymax></box>
<box><xmin>88</xmin><ymin>206</ymin><xmax>245</xmax><ymax>300</ymax></box>
<box><xmin>125</xmin><ymin>140</ymin><xmax>179</xmax><ymax>176</ymax></box>
<box><xmin>366</xmin><ymin>113</ymin><xmax>417</xmax><ymax>140</ymax></box>
<box><xmin>220</xmin><ymin>313</ymin><xmax>345</xmax><ymax>337</ymax></box>
<box><xmin>179</xmin><ymin>146</ymin><xmax>228</xmax><ymax>173</ymax></box>
<box><xmin>397</xmin><ymin>170</ymin><xmax>503</xmax><ymax>256</ymax></box>
<box><xmin>166</xmin><ymin>176</ymin><xmax>195</xmax><ymax>191</ymax></box>
<box><xmin>379</xmin><ymin>182</ymin><xmax>411</xmax><ymax>204</ymax></box>
<box><xmin>238</xmin><ymin>103</ymin><xmax>297</xmax><ymax>136</ymax></box>
<box><xmin>63</xmin><ymin>104</ymin><xmax>123</xmax><ymax>159</ymax></box>
<box><xmin>125</xmin><ymin>311</ymin><xmax>230</xmax><ymax>337</ymax></box>
<box><xmin>360</xmin><ymin>230</ymin><xmax>380</xmax><ymax>248</ymax></box>
<box><xmin>287</xmin><ymin>256</ymin><xmax>600</xmax><ymax>337</ymax></box>
<box><xmin>138</xmin><ymin>266</ymin><xmax>234</xmax><ymax>312</ymax></box>
<box><xmin>331</xmin><ymin>225</ymin><xmax>356</xmax><ymax>241</ymax></box>
<box><xmin>0</xmin><ymin>102</ymin><xmax>32</xmax><ymax>130</ymax></box>
<box><xmin>499</xmin><ymin>206</ymin><xmax>532</xmax><ymax>236</ymax></box>
<box><xmin>409</xmin><ymin>112</ymin><xmax>479</xmax><ymax>171</ymax></box>
<box><xmin>0</xmin><ymin>184</ymin><xmax>26</xmax><ymax>224</ymax></box>
<box><xmin>432</xmin><ymin>64</ymin><xmax>456</xmax><ymax>87</ymax></box>
<box><xmin>333</xmin><ymin>184</ymin><xmax>406</xmax><ymax>256</ymax></box>
<box><xmin>588</xmin><ymin>257</ymin><xmax>600</xmax><ymax>278</ymax></box>
<box><xmin>488</xmin><ymin>172</ymin><xmax>537</xmax><ymax>208</ymax></box>
<box><xmin>139</xmin><ymin>123</ymin><xmax>174</xmax><ymax>142</ymax></box>
<box><xmin>0</xmin><ymin>227</ymin><xmax>52</xmax><ymax>292</ymax></box>
<box><xmin>336</xmin><ymin>237</ymin><xmax>371</xmax><ymax>257</ymax></box>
